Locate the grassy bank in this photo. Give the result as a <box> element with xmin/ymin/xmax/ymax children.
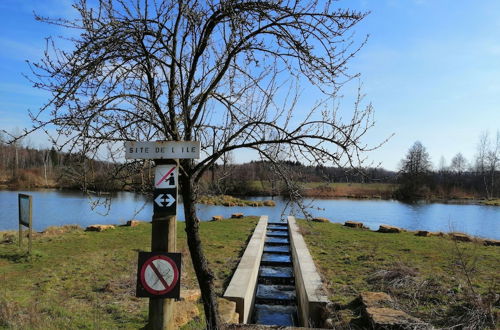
<box><xmin>242</xmin><ymin>181</ymin><xmax>398</xmax><ymax>199</ymax></box>
<box><xmin>198</xmin><ymin>195</ymin><xmax>275</xmax><ymax>207</ymax></box>
<box><xmin>482</xmin><ymin>199</ymin><xmax>500</xmax><ymax>206</ymax></box>
<box><xmin>300</xmin><ymin>182</ymin><xmax>397</xmax><ymax>199</ymax></box>
<box><xmin>298</xmin><ymin>221</ymin><xmax>499</xmax><ymax>328</ymax></box>
<box><xmin>0</xmin><ymin>217</ymin><xmax>259</xmax><ymax>329</ymax></box>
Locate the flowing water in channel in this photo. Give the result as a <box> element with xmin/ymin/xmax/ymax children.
<box><xmin>253</xmin><ymin>219</ymin><xmax>298</xmax><ymax>326</ymax></box>
<box><xmin>0</xmin><ymin>190</ymin><xmax>499</xmax><ymax>239</ymax></box>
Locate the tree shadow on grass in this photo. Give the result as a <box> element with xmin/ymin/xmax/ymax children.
<box><xmin>0</xmin><ymin>250</ymin><xmax>44</xmax><ymax>263</ymax></box>
<box><xmin>0</xmin><ymin>252</ymin><xmax>31</xmax><ymax>263</ymax></box>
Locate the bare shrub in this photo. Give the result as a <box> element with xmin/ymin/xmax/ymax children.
<box><xmin>0</xmin><ymin>297</ymin><xmax>17</xmax><ymax>327</ymax></box>
<box><xmin>368</xmin><ymin>264</ymin><xmax>419</xmax><ymax>290</ymax></box>
<box><xmin>443</xmin><ymin>240</ymin><xmax>498</xmax><ymax>329</ymax></box>
<box><xmin>0</xmin><ymin>232</ymin><xmax>15</xmax><ymax>244</ymax></box>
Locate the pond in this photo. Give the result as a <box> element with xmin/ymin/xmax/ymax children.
<box><xmin>0</xmin><ymin>190</ymin><xmax>499</xmax><ymax>239</ymax></box>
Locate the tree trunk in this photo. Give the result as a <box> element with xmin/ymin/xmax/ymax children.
<box><xmin>179</xmin><ymin>162</ymin><xmax>220</xmax><ymax>329</ymax></box>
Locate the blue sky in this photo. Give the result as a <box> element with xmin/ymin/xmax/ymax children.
<box><xmin>0</xmin><ymin>0</ymin><xmax>499</xmax><ymax>170</ymax></box>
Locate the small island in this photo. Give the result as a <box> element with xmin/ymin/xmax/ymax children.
<box><xmin>198</xmin><ymin>195</ymin><xmax>275</xmax><ymax>207</ymax></box>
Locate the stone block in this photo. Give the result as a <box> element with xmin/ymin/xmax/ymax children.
<box><xmin>484</xmin><ymin>239</ymin><xmax>500</xmax><ymax>246</ymax></box>
<box><xmin>450</xmin><ymin>232</ymin><xmax>472</xmax><ymax>242</ymax></box>
<box><xmin>417</xmin><ymin>230</ymin><xmax>444</xmax><ymax>237</ymax></box>
<box><xmin>359</xmin><ymin>292</ymin><xmax>393</xmax><ymax>308</ymax></box>
<box><xmin>125</xmin><ymin>220</ymin><xmax>141</xmax><ymax>227</ymax></box>
<box><xmin>174</xmin><ymin>300</ymin><xmax>200</xmax><ymax>328</ymax></box>
<box><xmin>312</xmin><ymin>217</ymin><xmax>329</xmax><ymax>223</ymax></box>
<box><xmin>218</xmin><ymin>298</ymin><xmax>239</xmax><ymax>324</ymax></box>
<box><xmin>85</xmin><ymin>225</ymin><xmax>115</xmax><ymax>232</ymax></box>
<box><xmin>378</xmin><ymin>225</ymin><xmax>402</xmax><ymax>233</ymax></box>
<box><xmin>365</xmin><ymin>307</ymin><xmax>425</xmax><ymax>329</ymax></box>
<box><xmin>181</xmin><ymin>289</ymin><xmax>201</xmax><ymax>302</ymax></box>
<box><xmin>231</xmin><ymin>213</ymin><xmax>244</xmax><ymax>219</ymax></box>
<box><xmin>344</xmin><ymin>221</ymin><xmax>364</xmax><ymax>228</ymax></box>
<box><xmin>212</xmin><ymin>215</ymin><xmax>224</xmax><ymax>221</ymax></box>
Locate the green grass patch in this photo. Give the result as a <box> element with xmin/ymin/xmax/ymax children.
<box><xmin>0</xmin><ymin>217</ymin><xmax>259</xmax><ymax>329</ymax></box>
<box><xmin>244</xmin><ymin>180</ymin><xmax>398</xmax><ymax>199</ymax></box>
<box><xmin>298</xmin><ymin>221</ymin><xmax>499</xmax><ymax>327</ymax></box>
<box><xmin>198</xmin><ymin>195</ymin><xmax>275</xmax><ymax>207</ymax></box>
<box><xmin>481</xmin><ymin>199</ymin><xmax>500</xmax><ymax>206</ymax></box>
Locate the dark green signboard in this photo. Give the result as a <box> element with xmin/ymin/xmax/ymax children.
<box><xmin>18</xmin><ymin>194</ymin><xmax>33</xmax><ymax>253</ymax></box>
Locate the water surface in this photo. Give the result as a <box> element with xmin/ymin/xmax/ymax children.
<box><xmin>0</xmin><ymin>190</ymin><xmax>498</xmax><ymax>239</ymax></box>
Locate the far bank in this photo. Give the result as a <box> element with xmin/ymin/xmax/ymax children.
<box><xmin>2</xmin><ymin>170</ymin><xmax>498</xmax><ymax>205</ymax></box>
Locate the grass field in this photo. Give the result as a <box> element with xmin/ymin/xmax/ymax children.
<box><xmin>298</xmin><ymin>220</ymin><xmax>499</xmax><ymax>328</ymax></box>
<box><xmin>1</xmin><ymin>217</ymin><xmax>498</xmax><ymax>329</ymax></box>
<box><xmin>0</xmin><ymin>217</ymin><xmax>259</xmax><ymax>329</ymax></box>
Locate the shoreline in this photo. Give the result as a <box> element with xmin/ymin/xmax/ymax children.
<box><xmin>2</xmin><ymin>186</ymin><xmax>498</xmax><ymax>206</ymax></box>
<box><xmin>2</xmin><ymin>217</ymin><xmax>500</xmax><ymax>241</ymax></box>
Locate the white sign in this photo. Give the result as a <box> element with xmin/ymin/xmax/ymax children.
<box><xmin>140</xmin><ymin>255</ymin><xmax>179</xmax><ymax>295</ymax></box>
<box><xmin>125</xmin><ymin>141</ymin><xmax>200</xmax><ymax>159</ymax></box>
<box><xmin>144</xmin><ymin>259</ymin><xmax>175</xmax><ymax>291</ymax></box>
<box><xmin>154</xmin><ymin>193</ymin><xmax>176</xmax><ymax>208</ymax></box>
<box><xmin>155</xmin><ymin>165</ymin><xmax>177</xmax><ymax>189</ymax></box>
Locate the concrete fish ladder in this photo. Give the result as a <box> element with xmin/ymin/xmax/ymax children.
<box><xmin>223</xmin><ymin>215</ymin><xmax>329</xmax><ymax>327</ymax></box>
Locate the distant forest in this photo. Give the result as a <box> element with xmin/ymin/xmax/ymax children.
<box><xmin>0</xmin><ymin>137</ymin><xmax>498</xmax><ymax>201</ymax></box>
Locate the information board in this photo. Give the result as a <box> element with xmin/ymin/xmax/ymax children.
<box><xmin>18</xmin><ymin>194</ymin><xmax>32</xmax><ymax>227</ymax></box>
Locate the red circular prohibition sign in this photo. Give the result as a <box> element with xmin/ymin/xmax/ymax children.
<box><xmin>140</xmin><ymin>255</ymin><xmax>179</xmax><ymax>295</ymax></box>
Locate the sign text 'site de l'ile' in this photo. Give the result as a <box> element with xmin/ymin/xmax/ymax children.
<box><xmin>124</xmin><ymin>141</ymin><xmax>200</xmax><ymax>159</ymax></box>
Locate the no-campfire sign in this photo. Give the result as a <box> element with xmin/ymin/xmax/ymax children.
<box><xmin>136</xmin><ymin>252</ymin><xmax>181</xmax><ymax>298</ymax></box>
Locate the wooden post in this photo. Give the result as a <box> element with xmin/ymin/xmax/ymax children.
<box><xmin>18</xmin><ymin>222</ymin><xmax>22</xmax><ymax>249</ymax></box>
<box><xmin>28</xmin><ymin>197</ymin><xmax>32</xmax><ymax>254</ymax></box>
<box><xmin>149</xmin><ymin>159</ymin><xmax>178</xmax><ymax>330</ymax></box>
<box><xmin>124</xmin><ymin>141</ymin><xmax>200</xmax><ymax>329</ymax></box>
<box><xmin>18</xmin><ymin>195</ymin><xmax>22</xmax><ymax>249</ymax></box>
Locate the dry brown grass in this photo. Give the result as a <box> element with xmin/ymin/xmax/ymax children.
<box><xmin>301</xmin><ymin>183</ymin><xmax>396</xmax><ymax>199</ymax></box>
<box><xmin>41</xmin><ymin>225</ymin><xmax>83</xmax><ymax>236</ymax></box>
<box><xmin>5</xmin><ymin>169</ymin><xmax>57</xmax><ymax>189</ymax></box>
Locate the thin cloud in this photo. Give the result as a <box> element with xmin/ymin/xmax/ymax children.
<box><xmin>0</xmin><ymin>37</ymin><xmax>43</xmax><ymax>61</ymax></box>
<box><xmin>0</xmin><ymin>82</ymin><xmax>49</xmax><ymax>98</ymax></box>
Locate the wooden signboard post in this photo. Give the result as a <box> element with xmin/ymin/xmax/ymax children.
<box><xmin>125</xmin><ymin>141</ymin><xmax>200</xmax><ymax>330</ymax></box>
<box><xmin>18</xmin><ymin>194</ymin><xmax>33</xmax><ymax>254</ymax></box>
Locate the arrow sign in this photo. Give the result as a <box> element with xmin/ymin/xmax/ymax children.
<box><xmin>154</xmin><ymin>194</ymin><xmax>175</xmax><ymax>207</ymax></box>
<box><xmin>153</xmin><ymin>189</ymin><xmax>177</xmax><ymax>215</ymax></box>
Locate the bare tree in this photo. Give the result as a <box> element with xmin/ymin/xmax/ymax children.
<box><xmin>450</xmin><ymin>152</ymin><xmax>467</xmax><ymax>175</ymax></box>
<box><xmin>397</xmin><ymin>141</ymin><xmax>432</xmax><ymax>200</ymax></box>
<box><xmin>22</xmin><ymin>0</ymin><xmax>377</xmax><ymax>327</ymax></box>
<box><xmin>399</xmin><ymin>141</ymin><xmax>432</xmax><ymax>176</ymax></box>
<box><xmin>486</xmin><ymin>131</ymin><xmax>500</xmax><ymax>198</ymax></box>
<box><xmin>475</xmin><ymin>131</ymin><xmax>500</xmax><ymax>199</ymax></box>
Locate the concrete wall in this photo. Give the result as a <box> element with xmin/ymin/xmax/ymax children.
<box><xmin>223</xmin><ymin>215</ymin><xmax>268</xmax><ymax>323</ymax></box>
<box><xmin>288</xmin><ymin>216</ymin><xmax>329</xmax><ymax>327</ymax></box>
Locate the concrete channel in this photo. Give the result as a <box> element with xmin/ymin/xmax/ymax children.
<box><xmin>224</xmin><ymin>215</ymin><xmax>329</xmax><ymax>327</ymax></box>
